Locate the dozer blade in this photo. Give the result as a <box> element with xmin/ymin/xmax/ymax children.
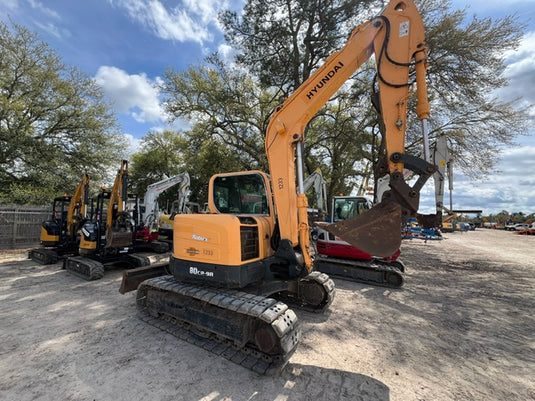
<box><xmin>317</xmin><ymin>199</ymin><xmax>402</xmax><ymax>257</ymax></box>
<box><xmin>119</xmin><ymin>262</ymin><xmax>169</xmax><ymax>294</ymax></box>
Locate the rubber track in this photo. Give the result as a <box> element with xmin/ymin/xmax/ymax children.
<box><xmin>315</xmin><ymin>256</ymin><xmax>404</xmax><ymax>288</ymax></box>
<box><xmin>137</xmin><ymin>275</ymin><xmax>301</xmax><ymax>375</ymax></box>
<box><xmin>64</xmin><ymin>256</ymin><xmax>105</xmax><ymax>281</ymax></box>
<box><xmin>28</xmin><ymin>249</ymin><xmax>58</xmax><ymax>265</ymax></box>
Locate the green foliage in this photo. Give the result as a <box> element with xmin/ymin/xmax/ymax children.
<box><xmin>0</xmin><ymin>22</ymin><xmax>127</xmax><ymax>205</ymax></box>
<box><xmin>130</xmin><ymin>130</ymin><xmax>188</xmax><ymax>197</ymax></box>
<box><xmin>129</xmin><ymin>129</ymin><xmax>244</xmax><ymax>205</ymax></box>
<box><xmin>161</xmin><ymin>54</ymin><xmax>278</xmax><ymax>170</ymax></box>
<box><xmin>218</xmin><ymin>0</ymin><xmax>530</xmax><ymax>198</ymax></box>
<box><xmin>220</xmin><ymin>0</ymin><xmax>371</xmax><ymax>93</ymax></box>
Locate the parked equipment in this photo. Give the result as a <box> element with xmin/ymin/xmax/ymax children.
<box><xmin>134</xmin><ymin>172</ymin><xmax>190</xmax><ymax>249</ymax></box>
<box><xmin>315</xmin><ymin>195</ymin><xmax>405</xmax><ymax>287</ymax></box>
<box><xmin>426</xmin><ymin>135</ymin><xmax>482</xmax><ymax>231</ymax></box>
<box><xmin>145</xmin><ymin>172</ymin><xmax>191</xmax><ymax>240</ymax></box>
<box><xmin>28</xmin><ymin>173</ymin><xmax>91</xmax><ymax>264</ymax></box>
<box><xmin>63</xmin><ymin>161</ymin><xmax>168</xmax><ymax>280</ymax></box>
<box><xmin>122</xmin><ymin>0</ymin><xmax>433</xmax><ymax>374</ymax></box>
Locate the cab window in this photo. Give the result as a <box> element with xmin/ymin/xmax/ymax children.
<box><xmin>333</xmin><ymin>198</ymin><xmax>370</xmax><ymax>222</ymax></box>
<box><xmin>212</xmin><ymin>173</ymin><xmax>270</xmax><ymax>215</ymax></box>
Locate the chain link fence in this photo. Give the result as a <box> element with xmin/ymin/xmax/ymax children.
<box><xmin>0</xmin><ymin>205</ymin><xmax>50</xmax><ymax>250</ymax></box>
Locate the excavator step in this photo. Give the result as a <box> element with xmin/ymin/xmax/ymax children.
<box><xmin>314</xmin><ymin>256</ymin><xmax>404</xmax><ymax>288</ymax></box>
<box><xmin>136</xmin><ymin>275</ymin><xmax>301</xmax><ymax>375</ymax></box>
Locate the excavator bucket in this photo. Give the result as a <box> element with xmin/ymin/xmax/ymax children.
<box><xmin>317</xmin><ymin>199</ymin><xmax>402</xmax><ymax>257</ymax></box>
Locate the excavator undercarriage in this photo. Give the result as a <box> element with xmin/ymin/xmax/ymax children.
<box><xmin>314</xmin><ymin>255</ymin><xmax>405</xmax><ymax>288</ymax></box>
<box><xmin>133</xmin><ymin>270</ymin><xmax>333</xmax><ymax>374</ymax></box>
<box><xmin>138</xmin><ymin>276</ymin><xmax>300</xmax><ymax>374</ymax></box>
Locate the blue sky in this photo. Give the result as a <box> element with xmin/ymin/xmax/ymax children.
<box><xmin>2</xmin><ymin>0</ymin><xmax>534</xmax><ymax>215</ymax></box>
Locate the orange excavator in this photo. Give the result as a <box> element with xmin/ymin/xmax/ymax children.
<box><xmin>122</xmin><ymin>0</ymin><xmax>434</xmax><ymax>374</ymax></box>
<box><xmin>28</xmin><ymin>173</ymin><xmax>91</xmax><ymax>264</ymax></box>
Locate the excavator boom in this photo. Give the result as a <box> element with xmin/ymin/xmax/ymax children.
<box><xmin>142</xmin><ymin>172</ymin><xmax>190</xmax><ymax>230</ymax></box>
<box><xmin>67</xmin><ymin>173</ymin><xmax>91</xmax><ymax>236</ymax></box>
<box><xmin>266</xmin><ymin>0</ymin><xmax>431</xmax><ymax>258</ymax></box>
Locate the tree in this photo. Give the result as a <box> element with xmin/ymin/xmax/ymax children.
<box><xmin>220</xmin><ymin>0</ymin><xmax>373</xmax><ymax>94</ymax></box>
<box><xmin>220</xmin><ymin>0</ymin><xmax>530</xmax><ymax>197</ymax></box>
<box><xmin>130</xmin><ymin>129</ymin><xmax>244</xmax><ymax>206</ymax></box>
<box><xmin>161</xmin><ymin>54</ymin><xmax>278</xmax><ymax>171</ymax></box>
<box><xmin>0</xmin><ymin>22</ymin><xmax>127</xmax><ymax>205</ymax></box>
<box><xmin>130</xmin><ymin>130</ymin><xmax>188</xmax><ymax>199</ymax></box>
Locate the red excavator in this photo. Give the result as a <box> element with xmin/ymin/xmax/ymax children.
<box><xmin>315</xmin><ymin>195</ymin><xmax>405</xmax><ymax>287</ymax></box>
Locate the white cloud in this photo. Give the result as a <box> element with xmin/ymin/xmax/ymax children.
<box><xmin>121</xmin><ymin>133</ymin><xmax>142</xmax><ymax>156</ymax></box>
<box><xmin>217</xmin><ymin>43</ymin><xmax>235</xmax><ymax>62</ymax></box>
<box><xmin>111</xmin><ymin>0</ymin><xmax>228</xmax><ymax>44</ymax></box>
<box><xmin>27</xmin><ymin>0</ymin><xmax>60</xmax><ymax>19</ymax></box>
<box><xmin>3</xmin><ymin>0</ymin><xmax>18</xmax><ymax>12</ymax></box>
<box><xmin>94</xmin><ymin>66</ymin><xmax>165</xmax><ymax>123</ymax></box>
<box><xmin>418</xmin><ymin>145</ymin><xmax>535</xmax><ymax>215</ymax></box>
<box><xmin>183</xmin><ymin>0</ymin><xmax>220</xmax><ymax>24</ymax></box>
<box><xmin>500</xmin><ymin>31</ymin><xmax>535</xmax><ymax>117</ymax></box>
<box><xmin>33</xmin><ymin>21</ymin><xmax>67</xmax><ymax>39</ymax></box>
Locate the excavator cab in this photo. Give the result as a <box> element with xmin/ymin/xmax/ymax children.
<box><xmin>169</xmin><ymin>171</ymin><xmax>278</xmax><ymax>288</ymax></box>
<box><xmin>211</xmin><ymin>173</ymin><xmax>270</xmax><ymax>215</ymax></box>
<box><xmin>332</xmin><ymin>197</ymin><xmax>370</xmax><ymax>222</ymax></box>
<box><xmin>39</xmin><ymin>195</ymin><xmax>71</xmax><ymax>247</ymax></box>
<box><xmin>79</xmin><ymin>189</ymin><xmax>134</xmax><ymax>256</ymax></box>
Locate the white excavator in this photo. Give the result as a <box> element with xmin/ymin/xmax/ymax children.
<box><xmin>134</xmin><ymin>172</ymin><xmax>191</xmax><ymax>243</ymax></box>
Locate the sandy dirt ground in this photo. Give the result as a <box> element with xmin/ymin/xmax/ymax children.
<box><xmin>0</xmin><ymin>228</ymin><xmax>534</xmax><ymax>401</ymax></box>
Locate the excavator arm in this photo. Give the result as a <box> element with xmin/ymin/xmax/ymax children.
<box><xmin>302</xmin><ymin>169</ymin><xmax>328</xmax><ymax>216</ymax></box>
<box><xmin>266</xmin><ymin>0</ymin><xmax>431</xmax><ymax>262</ymax></box>
<box><xmin>67</xmin><ymin>173</ymin><xmax>91</xmax><ymax>237</ymax></box>
<box><xmin>142</xmin><ymin>172</ymin><xmax>190</xmax><ymax>231</ymax></box>
<box><xmin>105</xmin><ymin>160</ymin><xmax>132</xmax><ymax>248</ymax></box>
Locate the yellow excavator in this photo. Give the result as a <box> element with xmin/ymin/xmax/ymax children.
<box><xmin>123</xmin><ymin>0</ymin><xmax>434</xmax><ymax>374</ymax></box>
<box><xmin>64</xmin><ymin>160</ymin><xmax>169</xmax><ymax>280</ymax></box>
<box><xmin>28</xmin><ymin>173</ymin><xmax>91</xmax><ymax>264</ymax></box>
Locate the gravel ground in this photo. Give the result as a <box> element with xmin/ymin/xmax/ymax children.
<box><xmin>0</xmin><ymin>228</ymin><xmax>533</xmax><ymax>401</ymax></box>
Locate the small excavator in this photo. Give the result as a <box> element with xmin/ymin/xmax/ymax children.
<box><xmin>145</xmin><ymin>172</ymin><xmax>191</xmax><ymax>240</ymax></box>
<box><xmin>122</xmin><ymin>0</ymin><xmax>435</xmax><ymax>374</ymax></box>
<box><xmin>133</xmin><ymin>172</ymin><xmax>191</xmax><ymax>251</ymax></box>
<box><xmin>302</xmin><ymin>169</ymin><xmax>329</xmax><ymax>240</ymax></box>
<box><xmin>314</xmin><ymin>195</ymin><xmax>406</xmax><ymax>287</ymax></box>
<box><xmin>63</xmin><ymin>160</ymin><xmax>169</xmax><ymax>280</ymax></box>
<box><xmin>28</xmin><ymin>173</ymin><xmax>91</xmax><ymax>264</ymax></box>
<box><xmin>303</xmin><ymin>171</ymin><xmax>405</xmax><ymax>287</ymax></box>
